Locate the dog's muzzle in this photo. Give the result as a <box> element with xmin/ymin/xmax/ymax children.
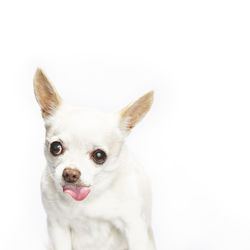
<box><xmin>62</xmin><ymin>168</ymin><xmax>91</xmax><ymax>201</ymax></box>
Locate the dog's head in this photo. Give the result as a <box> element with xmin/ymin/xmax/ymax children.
<box><xmin>34</xmin><ymin>69</ymin><xmax>153</xmax><ymax>201</ymax></box>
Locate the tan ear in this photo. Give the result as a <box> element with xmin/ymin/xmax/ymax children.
<box><xmin>33</xmin><ymin>68</ymin><xmax>61</xmax><ymax>118</ymax></box>
<box><xmin>119</xmin><ymin>91</ymin><xmax>154</xmax><ymax>133</ymax></box>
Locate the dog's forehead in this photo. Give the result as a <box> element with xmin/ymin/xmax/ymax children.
<box><xmin>46</xmin><ymin>104</ymin><xmax>121</xmax><ymax>146</ymax></box>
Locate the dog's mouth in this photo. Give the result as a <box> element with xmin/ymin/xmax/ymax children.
<box><xmin>63</xmin><ymin>185</ymin><xmax>91</xmax><ymax>201</ymax></box>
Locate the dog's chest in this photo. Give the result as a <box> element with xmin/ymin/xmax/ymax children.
<box><xmin>69</xmin><ymin>216</ymin><xmax>127</xmax><ymax>250</ymax></box>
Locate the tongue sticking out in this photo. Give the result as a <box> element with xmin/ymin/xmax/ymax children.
<box><xmin>63</xmin><ymin>185</ymin><xmax>91</xmax><ymax>201</ymax></box>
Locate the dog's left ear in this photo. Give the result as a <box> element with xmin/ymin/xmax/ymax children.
<box><xmin>119</xmin><ymin>91</ymin><xmax>154</xmax><ymax>135</ymax></box>
<box><xmin>33</xmin><ymin>68</ymin><xmax>62</xmax><ymax>118</ymax></box>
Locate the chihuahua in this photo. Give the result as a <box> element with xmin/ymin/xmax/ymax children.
<box><xmin>34</xmin><ymin>69</ymin><xmax>156</xmax><ymax>250</ymax></box>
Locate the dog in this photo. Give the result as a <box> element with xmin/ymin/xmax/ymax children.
<box><xmin>33</xmin><ymin>68</ymin><xmax>156</xmax><ymax>250</ymax></box>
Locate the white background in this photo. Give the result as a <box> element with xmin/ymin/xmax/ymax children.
<box><xmin>0</xmin><ymin>0</ymin><xmax>250</xmax><ymax>249</ymax></box>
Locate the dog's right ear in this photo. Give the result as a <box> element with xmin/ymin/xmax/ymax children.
<box><xmin>33</xmin><ymin>68</ymin><xmax>62</xmax><ymax>118</ymax></box>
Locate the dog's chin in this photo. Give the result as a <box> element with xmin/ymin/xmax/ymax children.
<box><xmin>62</xmin><ymin>184</ymin><xmax>91</xmax><ymax>201</ymax></box>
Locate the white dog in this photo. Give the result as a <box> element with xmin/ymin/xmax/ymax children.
<box><xmin>34</xmin><ymin>68</ymin><xmax>156</xmax><ymax>250</ymax></box>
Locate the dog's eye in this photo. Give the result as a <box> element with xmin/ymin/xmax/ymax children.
<box><xmin>91</xmin><ymin>149</ymin><xmax>107</xmax><ymax>165</ymax></box>
<box><xmin>50</xmin><ymin>141</ymin><xmax>63</xmax><ymax>156</ymax></box>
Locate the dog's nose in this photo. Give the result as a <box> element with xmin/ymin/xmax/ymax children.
<box><xmin>62</xmin><ymin>168</ymin><xmax>81</xmax><ymax>183</ymax></box>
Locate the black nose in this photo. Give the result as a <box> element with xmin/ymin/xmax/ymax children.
<box><xmin>63</xmin><ymin>168</ymin><xmax>81</xmax><ymax>183</ymax></box>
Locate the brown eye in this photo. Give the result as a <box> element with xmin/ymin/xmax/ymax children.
<box><xmin>50</xmin><ymin>141</ymin><xmax>63</xmax><ymax>156</ymax></box>
<box><xmin>91</xmin><ymin>149</ymin><xmax>107</xmax><ymax>165</ymax></box>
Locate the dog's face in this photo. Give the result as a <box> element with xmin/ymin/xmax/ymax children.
<box><xmin>34</xmin><ymin>69</ymin><xmax>153</xmax><ymax>201</ymax></box>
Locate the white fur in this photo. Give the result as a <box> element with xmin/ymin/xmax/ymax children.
<box><xmin>39</xmin><ymin>99</ymin><xmax>156</xmax><ymax>250</ymax></box>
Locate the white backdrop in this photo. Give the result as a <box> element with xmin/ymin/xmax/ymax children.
<box><xmin>0</xmin><ymin>0</ymin><xmax>250</xmax><ymax>249</ymax></box>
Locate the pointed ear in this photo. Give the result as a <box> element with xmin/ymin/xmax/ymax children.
<box><xmin>119</xmin><ymin>91</ymin><xmax>154</xmax><ymax>134</ymax></box>
<box><xmin>33</xmin><ymin>68</ymin><xmax>62</xmax><ymax>118</ymax></box>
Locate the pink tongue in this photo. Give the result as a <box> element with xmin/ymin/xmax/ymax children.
<box><xmin>63</xmin><ymin>185</ymin><xmax>90</xmax><ymax>201</ymax></box>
